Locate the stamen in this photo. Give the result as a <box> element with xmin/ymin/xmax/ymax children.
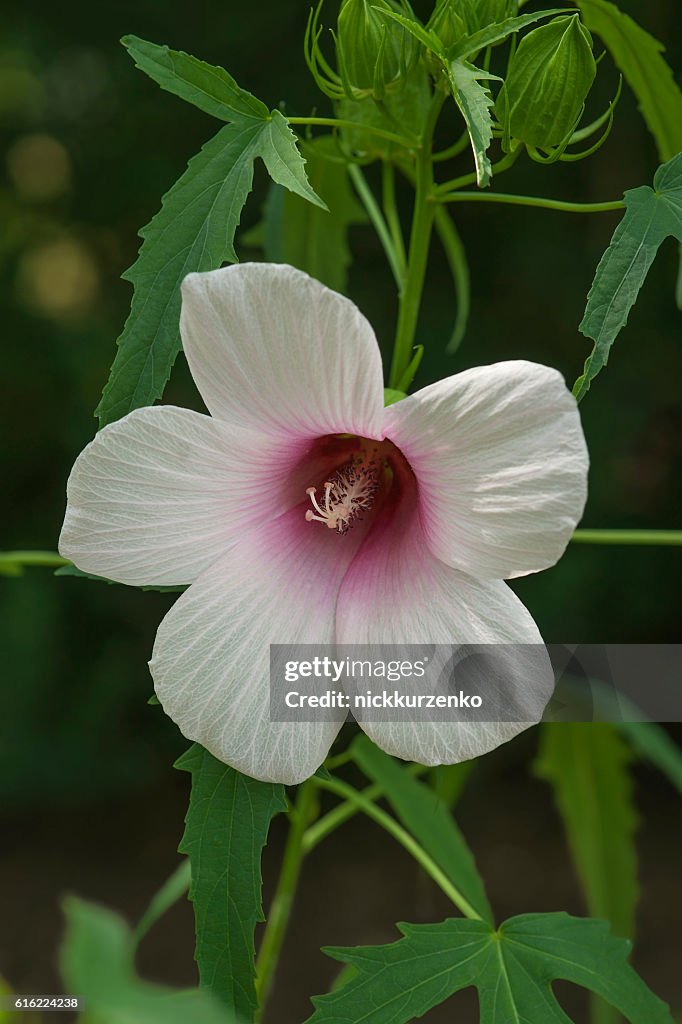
<box><xmin>304</xmin><ymin>462</ymin><xmax>378</xmax><ymax>533</ymax></box>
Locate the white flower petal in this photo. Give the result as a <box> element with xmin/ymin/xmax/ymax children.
<box><xmin>383</xmin><ymin>360</ymin><xmax>588</xmax><ymax>579</ymax></box>
<box><xmin>150</xmin><ymin>506</ymin><xmax>369</xmax><ymax>784</ymax></box>
<box><xmin>336</xmin><ymin>500</ymin><xmax>552</xmax><ymax>766</ymax></box>
<box><xmin>59</xmin><ymin>405</ymin><xmax>284</xmax><ymax>587</ymax></box>
<box><xmin>180</xmin><ymin>263</ymin><xmax>385</xmax><ymax>439</ymax></box>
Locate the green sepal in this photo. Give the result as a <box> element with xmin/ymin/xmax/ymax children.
<box><xmin>336</xmin><ymin>65</ymin><xmax>429</xmax><ymax>158</ymax></box>
<box><xmin>383</xmin><ymin>387</ymin><xmax>407</xmax><ymax>406</ymax></box>
<box><xmin>336</xmin><ymin>0</ymin><xmax>417</xmax><ymax>99</ymax></box>
<box><xmin>395</xmin><ymin>343</ymin><xmax>423</xmax><ymax>392</ymax></box>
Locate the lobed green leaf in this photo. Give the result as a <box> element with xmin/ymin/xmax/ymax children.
<box><xmin>176</xmin><ymin>744</ymin><xmax>287</xmax><ymax>1022</ymax></box>
<box><xmin>307</xmin><ymin>912</ymin><xmax>673</xmax><ymax>1023</ymax></box>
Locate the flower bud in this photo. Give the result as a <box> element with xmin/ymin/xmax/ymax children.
<box><xmin>428</xmin><ymin>0</ymin><xmax>519</xmax><ymax>55</ymax></box>
<box><xmin>497</xmin><ymin>14</ymin><xmax>596</xmax><ymax>150</ymax></box>
<box><xmin>336</xmin><ymin>0</ymin><xmax>416</xmax><ymax>99</ymax></box>
<box><xmin>475</xmin><ymin>0</ymin><xmax>518</xmax><ymax>29</ymax></box>
<box><xmin>427</xmin><ymin>0</ymin><xmax>469</xmax><ymax>51</ymax></box>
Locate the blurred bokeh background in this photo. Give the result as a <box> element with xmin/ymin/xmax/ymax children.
<box><xmin>1</xmin><ymin>1</ymin><xmax>680</xmax><ymax>1021</ymax></box>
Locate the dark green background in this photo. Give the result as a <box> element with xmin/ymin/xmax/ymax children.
<box><xmin>1</xmin><ymin>2</ymin><xmax>680</xmax><ymax>1021</ymax></box>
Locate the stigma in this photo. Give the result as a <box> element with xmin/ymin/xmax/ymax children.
<box><xmin>305</xmin><ymin>462</ymin><xmax>378</xmax><ymax>533</ymax></box>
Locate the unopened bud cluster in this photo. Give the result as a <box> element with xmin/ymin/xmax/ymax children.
<box><xmin>306</xmin><ymin>0</ymin><xmax>602</xmax><ymax>162</ymax></box>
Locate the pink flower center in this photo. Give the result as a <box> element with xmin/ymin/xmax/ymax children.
<box><xmin>305</xmin><ymin>460</ymin><xmax>378</xmax><ymax>533</ymax></box>
<box><xmin>302</xmin><ymin>437</ymin><xmax>414</xmax><ymax>537</ymax></box>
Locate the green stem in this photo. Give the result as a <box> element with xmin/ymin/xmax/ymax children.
<box><xmin>433</xmin><ymin>206</ymin><xmax>470</xmax><ymax>355</ymax></box>
<box><xmin>382</xmin><ymin>160</ymin><xmax>407</xmax><ymax>280</ymax></box>
<box><xmin>302</xmin><ymin>765</ymin><xmax>428</xmax><ymax>853</ymax></box>
<box><xmin>349</xmin><ymin>164</ymin><xmax>404</xmax><ymax>289</ymax></box>
<box><xmin>134</xmin><ymin>860</ymin><xmax>191</xmax><ymax>945</ymax></box>
<box><xmin>287</xmin><ymin>116</ymin><xmax>416</xmax><ymax>150</ymax></box>
<box><xmin>0</xmin><ymin>550</ymin><xmax>69</xmax><ymax>576</ymax></box>
<box><xmin>432</xmin><ymin>130</ymin><xmax>470</xmax><ymax>162</ymax></box>
<box><xmin>389</xmin><ymin>92</ymin><xmax>444</xmax><ymax>390</ymax></box>
<box><xmin>313</xmin><ymin>774</ymin><xmax>481</xmax><ymax>920</ymax></box>
<box><xmin>434</xmin><ymin>149</ymin><xmax>520</xmax><ymax>194</ymax></box>
<box><xmin>255</xmin><ymin>779</ymin><xmax>317</xmax><ymax>1017</ymax></box>
<box><xmin>571</xmin><ymin>529</ymin><xmax>682</xmax><ymax>546</ymax></box>
<box><xmin>437</xmin><ymin>191</ymin><xmax>625</xmax><ymax>214</ymax></box>
<box><xmin>303</xmin><ymin>780</ymin><xmax>386</xmax><ymax>852</ymax></box>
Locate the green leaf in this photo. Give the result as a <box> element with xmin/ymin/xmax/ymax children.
<box><xmin>535</xmin><ymin>723</ymin><xmax>638</xmax><ymax>938</ymax></box>
<box><xmin>336</xmin><ymin>65</ymin><xmax>430</xmax><ymax>157</ymax></box>
<box><xmin>431</xmin><ymin>761</ymin><xmax>473</xmax><ymax>807</ymax></box>
<box><xmin>95</xmin><ymin>114</ymin><xmax>323</xmax><ymax>427</ymax></box>
<box><xmin>60</xmin><ymin>896</ymin><xmax>241</xmax><ymax>1024</ymax></box>
<box><xmin>307</xmin><ymin>913</ymin><xmax>673</xmax><ymax>1024</ymax></box>
<box><xmin>176</xmin><ymin>744</ymin><xmax>287</xmax><ymax>1021</ymax></box>
<box><xmin>574</xmin><ymin>152</ymin><xmax>682</xmax><ymax>401</ymax></box>
<box><xmin>244</xmin><ymin>136</ymin><xmax>364</xmax><ymax>292</ymax></box>
<box><xmin>257</xmin><ymin>112</ymin><xmax>328</xmax><ymax>211</ymax></box>
<box><xmin>121</xmin><ymin>35</ymin><xmax>269</xmax><ymax>122</ymax></box>
<box><xmin>54</xmin><ymin>563</ymin><xmax>186</xmax><ymax>592</ymax></box>
<box><xmin>574</xmin><ymin>0</ymin><xmax>682</xmax><ymax>163</ymax></box>
<box><xmin>96</xmin><ymin>41</ymin><xmax>323</xmax><ymax>427</ymax></box>
<box><xmin>0</xmin><ymin>978</ymin><xmax>40</xmax><ymax>1024</ymax></box>
<box><xmin>134</xmin><ymin>860</ymin><xmax>192</xmax><ymax>944</ymax></box>
<box><xmin>448</xmin><ymin>8</ymin><xmax>569</xmax><ymax>62</ymax></box>
<box><xmin>351</xmin><ymin>735</ymin><xmax>493</xmax><ymax>923</ymax></box>
<box><xmin>618</xmin><ymin>720</ymin><xmax>682</xmax><ymax>794</ymax></box>
<box><xmin>375</xmin><ymin>8</ymin><xmax>443</xmax><ymax>55</ymax></box>
<box><xmin>574</xmin><ymin>0</ymin><xmax>682</xmax><ymax>311</ymax></box>
<box><xmin>446</xmin><ymin>60</ymin><xmax>499</xmax><ymax>187</ymax></box>
<box><xmin>383</xmin><ymin>387</ymin><xmax>406</xmax><ymax>406</ymax></box>
<box><xmin>95</xmin><ymin>122</ymin><xmax>259</xmax><ymax>426</ymax></box>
